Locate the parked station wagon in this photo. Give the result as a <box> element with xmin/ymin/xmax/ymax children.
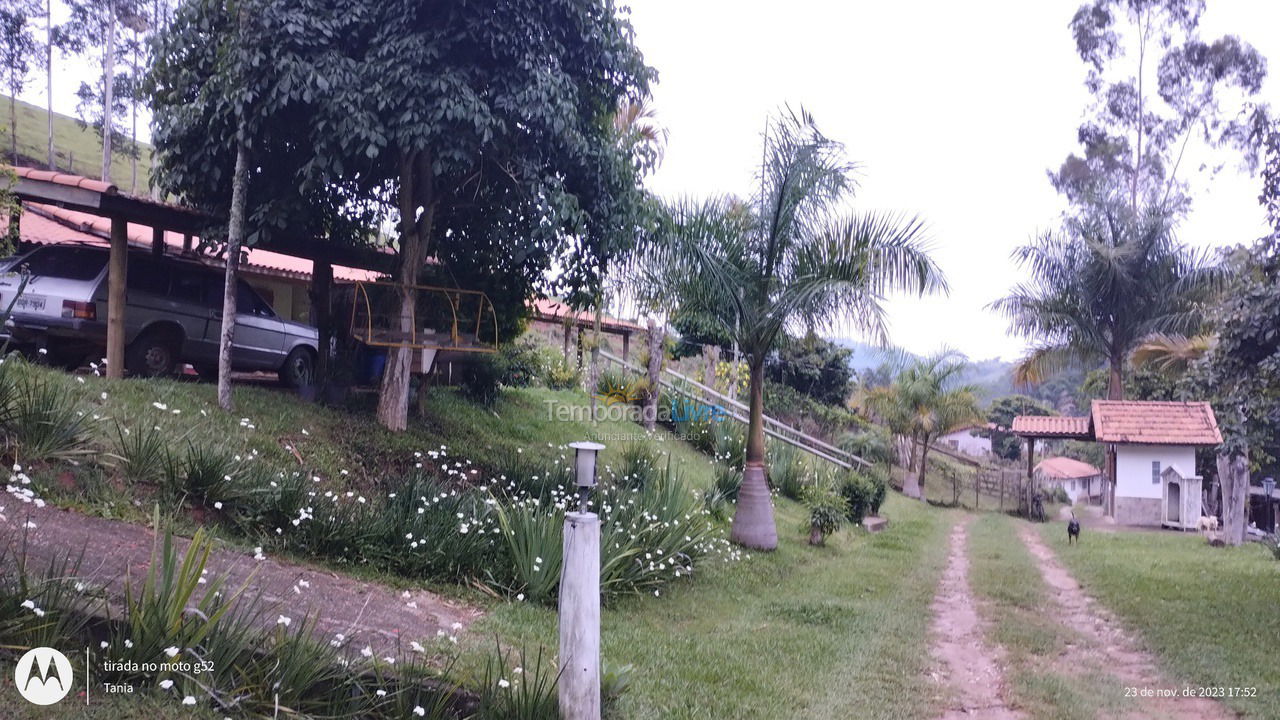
<box><xmin>0</xmin><ymin>244</ymin><xmax>317</xmax><ymax>387</ymax></box>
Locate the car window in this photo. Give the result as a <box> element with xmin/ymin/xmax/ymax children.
<box><xmin>237</xmin><ymin>281</ymin><xmax>275</xmax><ymax>317</ymax></box>
<box><xmin>170</xmin><ymin>269</ymin><xmax>207</xmax><ymax>305</ymax></box>
<box><xmin>19</xmin><ymin>246</ymin><xmax>107</xmax><ymax>281</ymax></box>
<box><xmin>127</xmin><ymin>256</ymin><xmax>173</xmax><ymax>295</ymax></box>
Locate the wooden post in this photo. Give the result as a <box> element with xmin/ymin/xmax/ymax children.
<box><xmin>182</xmin><ymin>233</ymin><xmax>193</xmax><ymax>252</ymax></box>
<box><xmin>563</xmin><ymin>321</ymin><xmax>571</xmax><ymax>362</ymax></box>
<box><xmin>311</xmin><ymin>257</ymin><xmax>333</xmax><ymax>390</ymax></box>
<box><xmin>999</xmin><ymin>470</ymin><xmax>1004</xmax><ymax>511</ymax></box>
<box><xmin>621</xmin><ymin>332</ymin><xmax>630</xmax><ymax>363</ymax></box>
<box><xmin>105</xmin><ymin>216</ymin><xmax>128</xmax><ymax>379</ymax></box>
<box><xmin>559</xmin><ymin>511</ymin><xmax>600</xmax><ymax>720</ymax></box>
<box><xmin>1025</xmin><ymin>437</ymin><xmax>1035</xmax><ymax>518</ymax></box>
<box><xmin>151</xmin><ymin>226</ymin><xmax>164</xmax><ymax>256</ymax></box>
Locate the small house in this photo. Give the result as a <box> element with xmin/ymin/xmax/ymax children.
<box><xmin>936</xmin><ymin>424</ymin><xmax>992</xmax><ymax>458</ymax></box>
<box><xmin>1012</xmin><ymin>401</ymin><xmax>1222</xmax><ymax>528</ymax></box>
<box><xmin>1034</xmin><ymin>456</ymin><xmax>1103</xmax><ymax>505</ymax></box>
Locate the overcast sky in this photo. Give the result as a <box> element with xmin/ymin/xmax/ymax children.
<box><xmin>626</xmin><ymin>0</ymin><xmax>1280</xmax><ymax>361</ymax></box>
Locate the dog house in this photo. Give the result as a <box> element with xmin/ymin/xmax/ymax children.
<box><xmin>1160</xmin><ymin>465</ymin><xmax>1202</xmax><ymax>531</ymax></box>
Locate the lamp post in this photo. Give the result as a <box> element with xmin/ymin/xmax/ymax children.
<box><xmin>560</xmin><ymin>441</ymin><xmax>605</xmax><ymax>720</ymax></box>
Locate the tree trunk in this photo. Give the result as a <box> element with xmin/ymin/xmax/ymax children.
<box><xmin>588</xmin><ymin>301</ymin><xmax>602</xmax><ymax>421</ymax></box>
<box><xmin>130</xmin><ymin>30</ymin><xmax>139</xmax><ymax>192</ymax></box>
<box><xmin>642</xmin><ymin>317</ymin><xmax>662</xmax><ymax>431</ymax></box>
<box><xmin>376</xmin><ymin>150</ymin><xmax>433</xmax><ymax>432</ymax></box>
<box><xmin>730</xmin><ymin>357</ymin><xmax>778</xmax><ymax>550</ymax></box>
<box><xmin>101</xmin><ymin>5</ymin><xmax>116</xmax><ymax>182</ymax></box>
<box><xmin>310</xmin><ymin>257</ymin><xmax>333</xmax><ymax>392</ymax></box>
<box><xmin>703</xmin><ymin>344</ymin><xmax>719</xmax><ymax>395</ymax></box>
<box><xmin>9</xmin><ymin>94</ymin><xmax>16</xmax><ymax>163</ymax></box>
<box><xmin>1217</xmin><ymin>450</ymin><xmax>1249</xmax><ymax>546</ymax></box>
<box><xmin>45</xmin><ymin>0</ymin><xmax>53</xmax><ymax>169</ymax></box>
<box><xmin>216</xmin><ymin>135</ymin><xmax>249</xmax><ymax>411</ymax></box>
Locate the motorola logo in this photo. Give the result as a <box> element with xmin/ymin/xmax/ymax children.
<box><xmin>13</xmin><ymin>646</ymin><xmax>74</xmax><ymax>705</ymax></box>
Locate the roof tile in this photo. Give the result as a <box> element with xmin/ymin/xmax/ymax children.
<box><xmin>1090</xmin><ymin>400</ymin><xmax>1221</xmax><ymax>445</ymax></box>
<box><xmin>1011</xmin><ymin>415</ymin><xmax>1090</xmax><ymax>438</ymax></box>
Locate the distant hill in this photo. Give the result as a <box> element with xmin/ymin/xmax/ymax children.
<box><xmin>829</xmin><ymin>337</ymin><xmax>1017</xmax><ymax>405</ymax></box>
<box><xmin>0</xmin><ymin>93</ymin><xmax>154</xmax><ymax>191</ymax></box>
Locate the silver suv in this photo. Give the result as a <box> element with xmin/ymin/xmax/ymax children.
<box><xmin>0</xmin><ymin>244</ymin><xmax>318</xmax><ymax>387</ymax></box>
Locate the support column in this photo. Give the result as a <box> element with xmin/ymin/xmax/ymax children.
<box><xmin>150</xmin><ymin>226</ymin><xmax>164</xmax><ymax>256</ymax></box>
<box><xmin>621</xmin><ymin>332</ymin><xmax>630</xmax><ymax>364</ymax></box>
<box><xmin>559</xmin><ymin>511</ymin><xmax>600</xmax><ymax>720</ymax></box>
<box><xmin>106</xmin><ymin>216</ymin><xmax>128</xmax><ymax>379</ymax></box>
<box><xmin>1025</xmin><ymin>437</ymin><xmax>1035</xmax><ymax>518</ymax></box>
<box><xmin>182</xmin><ymin>233</ymin><xmax>193</xmax><ymax>253</ymax></box>
<box><xmin>310</xmin><ymin>257</ymin><xmax>333</xmax><ymax>390</ymax></box>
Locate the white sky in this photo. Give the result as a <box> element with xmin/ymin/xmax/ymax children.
<box><xmin>627</xmin><ymin>0</ymin><xmax>1280</xmax><ymax>361</ymax></box>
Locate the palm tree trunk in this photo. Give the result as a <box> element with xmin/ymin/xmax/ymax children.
<box><xmin>730</xmin><ymin>357</ymin><xmax>778</xmax><ymax>550</ymax></box>
<box><xmin>917</xmin><ymin>441</ymin><xmax>932</xmax><ymax>501</ymax></box>
<box><xmin>9</xmin><ymin>94</ymin><xmax>16</xmax><ymax>163</ymax></box>
<box><xmin>642</xmin><ymin>317</ymin><xmax>662</xmax><ymax>430</ymax></box>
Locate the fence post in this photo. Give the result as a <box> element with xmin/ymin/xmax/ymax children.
<box><xmin>559</xmin><ymin>512</ymin><xmax>601</xmax><ymax>720</ymax></box>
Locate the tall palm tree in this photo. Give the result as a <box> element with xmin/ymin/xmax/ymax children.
<box><xmin>993</xmin><ymin>200</ymin><xmax>1218</xmax><ymax>401</ymax></box>
<box><xmin>632</xmin><ymin>108</ymin><xmax>946</xmax><ymax>550</ymax></box>
<box><xmin>863</xmin><ymin>351</ymin><xmax>982</xmax><ymax>499</ymax></box>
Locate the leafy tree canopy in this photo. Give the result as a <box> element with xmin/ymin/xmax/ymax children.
<box><xmin>764</xmin><ymin>332</ymin><xmax>855</xmax><ymax>407</ymax></box>
<box><xmin>983</xmin><ymin>394</ymin><xmax>1055</xmax><ymax>461</ymax></box>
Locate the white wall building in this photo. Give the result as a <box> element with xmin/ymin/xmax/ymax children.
<box><xmin>937</xmin><ymin>425</ymin><xmax>991</xmax><ymax>458</ymax></box>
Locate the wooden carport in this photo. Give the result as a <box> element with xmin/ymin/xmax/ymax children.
<box><xmin>8</xmin><ymin>166</ymin><xmax>391</xmax><ymax>380</ymax></box>
<box><xmin>1010</xmin><ymin>415</ymin><xmax>1095</xmax><ymax>516</ymax></box>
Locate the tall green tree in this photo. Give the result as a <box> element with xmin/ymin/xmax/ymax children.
<box><xmin>984</xmin><ymin>394</ymin><xmax>1055</xmax><ymax>461</ymax></box>
<box><xmin>0</xmin><ymin>0</ymin><xmax>41</xmax><ymax>162</ymax></box>
<box><xmin>635</xmin><ymin>108</ymin><xmax>945</xmax><ymax>549</ymax></box>
<box><xmin>864</xmin><ymin>351</ymin><xmax>982</xmax><ymax>499</ymax></box>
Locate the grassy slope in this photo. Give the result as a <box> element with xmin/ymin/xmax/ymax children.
<box><xmin>1037</xmin><ymin>525</ymin><xmax>1280</xmax><ymax>720</ymax></box>
<box><xmin>1</xmin><ymin>93</ymin><xmax>154</xmax><ymax>190</ymax></box>
<box><xmin>9</xmin><ymin>362</ymin><xmax>958</xmax><ymax>719</ymax></box>
<box><xmin>476</xmin><ymin>495</ymin><xmax>953</xmax><ymax>720</ymax></box>
<box><xmin>967</xmin><ymin>514</ymin><xmax>1120</xmax><ymax>720</ymax></box>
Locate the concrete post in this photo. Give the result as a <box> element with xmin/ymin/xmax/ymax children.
<box><xmin>558</xmin><ymin>511</ymin><xmax>600</xmax><ymax>720</ymax></box>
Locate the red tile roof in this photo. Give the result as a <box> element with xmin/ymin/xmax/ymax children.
<box><xmin>17</xmin><ymin>203</ymin><xmax>380</xmax><ymax>283</ymax></box>
<box><xmin>1035</xmin><ymin>456</ymin><xmax>1102</xmax><ymax>479</ymax></box>
<box><xmin>1090</xmin><ymin>400</ymin><xmax>1222</xmax><ymax>446</ymax></box>
<box><xmin>531</xmin><ymin>298</ymin><xmax>645</xmax><ymax>333</ymax></box>
<box><xmin>12</xmin><ymin>166</ymin><xmax>116</xmax><ymax>194</ymax></box>
<box><xmin>1011</xmin><ymin>415</ymin><xmax>1091</xmax><ymax>438</ymax></box>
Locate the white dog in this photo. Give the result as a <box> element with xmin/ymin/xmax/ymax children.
<box><xmin>1197</xmin><ymin>515</ymin><xmax>1219</xmax><ymax>532</ymax></box>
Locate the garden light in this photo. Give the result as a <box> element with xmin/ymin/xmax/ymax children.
<box><xmin>569</xmin><ymin>441</ymin><xmax>605</xmax><ymax>513</ymax></box>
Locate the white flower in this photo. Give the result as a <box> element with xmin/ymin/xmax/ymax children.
<box><xmin>159</xmin><ymin>679</ymin><xmax>174</xmax><ymax>690</ymax></box>
<box><xmin>99</xmin><ymin>641</ymin><xmax>108</xmax><ymax>649</ymax></box>
<box><xmin>516</xmin><ymin>593</ymin><xmax>525</xmax><ymax>602</ymax></box>
<box><xmin>450</xmin><ymin>622</ymin><xmax>462</xmax><ymax>631</ymax></box>
<box><xmin>182</xmin><ymin>695</ymin><xmax>195</xmax><ymax>706</ymax></box>
<box><xmin>164</xmin><ymin>646</ymin><xmax>180</xmax><ymax>657</ymax></box>
<box><xmin>277</xmin><ymin>615</ymin><xmax>292</xmax><ymax>627</ymax></box>
<box><xmin>498</xmin><ymin>678</ymin><xmax>510</xmax><ymax>689</ymax></box>
<box><xmin>413</xmin><ymin>707</ymin><xmax>426</xmax><ymax>717</ymax></box>
<box><xmin>360</xmin><ymin>645</ymin><xmax>373</xmax><ymax>658</ymax></box>
<box><xmin>383</xmin><ymin>656</ymin><xmax>395</xmax><ymax>664</ymax></box>
<box><xmin>124</xmin><ymin>639</ymin><xmax>133</xmax><ymax>648</ymax></box>
<box><xmin>375</xmin><ymin>689</ymin><xmax>387</xmax><ymax>697</ymax></box>
<box><xmin>213</xmin><ymin>501</ymin><xmax>223</xmax><ymax>510</ymax></box>
<box><xmin>410</xmin><ymin>641</ymin><xmax>425</xmax><ymax>653</ymax></box>
<box><xmin>20</xmin><ymin>599</ymin><xmax>34</xmax><ymax>610</ymax></box>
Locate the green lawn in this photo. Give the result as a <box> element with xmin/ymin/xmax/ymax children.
<box><xmin>967</xmin><ymin>514</ymin><xmax>1121</xmax><ymax>720</ymax></box>
<box><xmin>1037</xmin><ymin>524</ymin><xmax>1280</xmax><ymax>720</ymax></box>
<box><xmin>472</xmin><ymin>495</ymin><xmax>954</xmax><ymax>720</ymax></box>
<box><xmin>2</xmin><ymin>93</ymin><xmax>153</xmax><ymax>190</ymax></box>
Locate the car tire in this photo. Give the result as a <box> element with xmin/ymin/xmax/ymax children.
<box><xmin>126</xmin><ymin>330</ymin><xmax>179</xmax><ymax>377</ymax></box>
<box><xmin>279</xmin><ymin>347</ymin><xmax>315</xmax><ymax>389</ymax></box>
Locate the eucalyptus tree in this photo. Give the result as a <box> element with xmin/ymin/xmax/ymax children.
<box><xmin>635</xmin><ymin>108</ymin><xmax>946</xmax><ymax>549</ymax></box>
<box><xmin>0</xmin><ymin>0</ymin><xmax>40</xmax><ymax>162</ymax></box>
<box><xmin>863</xmin><ymin>351</ymin><xmax>982</xmax><ymax>500</ymax></box>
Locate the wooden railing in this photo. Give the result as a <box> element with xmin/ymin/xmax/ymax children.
<box><xmin>598</xmin><ymin>349</ymin><xmax>871</xmax><ymax>470</ymax></box>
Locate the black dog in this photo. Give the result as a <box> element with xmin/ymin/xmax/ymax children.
<box><xmin>1067</xmin><ymin>512</ymin><xmax>1081</xmax><ymax>545</ymax></box>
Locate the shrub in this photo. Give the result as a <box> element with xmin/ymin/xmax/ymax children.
<box><xmin>459</xmin><ymin>355</ymin><xmax>505</xmax><ymax>406</ymax></box>
<box><xmin>543</xmin><ymin>355</ymin><xmax>581</xmax><ymax>390</ymax></box>
<box><xmin>0</xmin><ymin>365</ymin><xmax>92</xmax><ymax>463</ymax></box>
<box><xmin>494</xmin><ymin>500</ymin><xmax>563</xmax><ymax>603</ymax></box>
<box><xmin>840</xmin><ymin>426</ymin><xmax>895</xmax><ymax>467</ymax></box>
<box><xmin>865</xmin><ymin>464</ymin><xmax>890</xmax><ymax>515</ymax></box>
<box><xmin>109</xmin><ymin>420</ymin><xmax>171</xmax><ymax>484</ymax></box>
<box><xmin>614</xmin><ymin>442</ymin><xmax>661</xmax><ymax>490</ymax></box>
<box><xmin>499</xmin><ymin>339</ymin><xmax>545</xmax><ymax>388</ymax></box>
<box><xmin>769</xmin><ymin>444</ymin><xmax>809</xmax><ymax>500</ymax></box>
<box><xmin>839</xmin><ymin>470</ymin><xmax>874</xmax><ymax>524</ymax></box>
<box><xmin>477</xmin><ymin>643</ymin><xmax>561</xmax><ymax>720</ymax></box>
<box><xmin>714</xmin><ymin>463</ymin><xmax>740</xmax><ymax>501</ymax></box>
<box><xmin>713</xmin><ymin>423</ymin><xmax>746</xmax><ymax>468</ymax></box>
<box><xmin>802</xmin><ymin>479</ymin><xmax>848</xmax><ymax>546</ymax></box>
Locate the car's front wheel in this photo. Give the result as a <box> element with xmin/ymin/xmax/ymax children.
<box><xmin>279</xmin><ymin>347</ymin><xmax>315</xmax><ymax>389</ymax></box>
<box><xmin>126</xmin><ymin>329</ymin><xmax>179</xmax><ymax>377</ymax></box>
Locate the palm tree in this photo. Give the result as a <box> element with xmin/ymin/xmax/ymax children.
<box><xmin>1130</xmin><ymin>333</ymin><xmax>1214</xmax><ymax>375</ymax></box>
<box><xmin>632</xmin><ymin>108</ymin><xmax>946</xmax><ymax>549</ymax></box>
<box><xmin>863</xmin><ymin>351</ymin><xmax>982</xmax><ymax>499</ymax></box>
<box><xmin>993</xmin><ymin>200</ymin><xmax>1218</xmax><ymax>401</ymax></box>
